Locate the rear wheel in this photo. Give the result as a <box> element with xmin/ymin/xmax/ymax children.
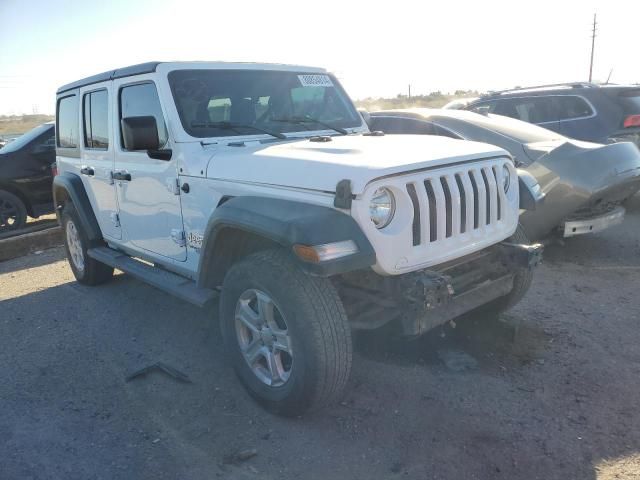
<box><xmin>220</xmin><ymin>249</ymin><xmax>352</xmax><ymax>416</ymax></box>
<box><xmin>61</xmin><ymin>203</ymin><xmax>114</xmax><ymax>286</ymax></box>
<box><xmin>0</xmin><ymin>190</ymin><xmax>27</xmax><ymax>232</ymax></box>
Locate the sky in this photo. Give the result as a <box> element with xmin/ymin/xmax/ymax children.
<box><xmin>1</xmin><ymin>0</ymin><xmax>639</xmax><ymax>116</ymax></box>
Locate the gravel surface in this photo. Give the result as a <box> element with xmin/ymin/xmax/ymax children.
<box><xmin>1</xmin><ymin>195</ymin><xmax>639</xmax><ymax>480</ymax></box>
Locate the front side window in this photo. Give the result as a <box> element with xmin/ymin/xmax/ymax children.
<box><xmin>493</xmin><ymin>97</ymin><xmax>557</xmax><ymax>124</ymax></box>
<box><xmin>83</xmin><ymin>90</ymin><xmax>109</xmax><ymax>149</ymax></box>
<box><xmin>168</xmin><ymin>69</ymin><xmax>361</xmax><ymax>138</ymax></box>
<box><xmin>119</xmin><ymin>83</ymin><xmax>168</xmax><ymax>149</ymax></box>
<box><xmin>555</xmin><ymin>96</ymin><xmax>594</xmax><ymax>120</ymax></box>
<box><xmin>57</xmin><ymin>95</ymin><xmax>79</xmax><ymax>148</ymax></box>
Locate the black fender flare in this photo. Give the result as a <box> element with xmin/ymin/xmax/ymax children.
<box><xmin>52</xmin><ymin>173</ymin><xmax>102</xmax><ymax>241</ymax></box>
<box><xmin>196</xmin><ymin>196</ymin><xmax>376</xmax><ymax>287</ymax></box>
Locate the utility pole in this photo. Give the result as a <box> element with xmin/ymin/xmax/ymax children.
<box><xmin>589</xmin><ymin>13</ymin><xmax>597</xmax><ymax>83</ymax></box>
<box><xmin>408</xmin><ymin>84</ymin><xmax>411</xmax><ymax>99</ymax></box>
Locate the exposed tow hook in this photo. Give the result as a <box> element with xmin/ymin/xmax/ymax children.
<box><xmin>401</xmin><ymin>271</ymin><xmax>455</xmax><ymax>310</ymax></box>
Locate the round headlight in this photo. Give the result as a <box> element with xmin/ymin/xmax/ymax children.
<box><xmin>502</xmin><ymin>164</ymin><xmax>511</xmax><ymax>193</ymax></box>
<box><xmin>369</xmin><ymin>187</ymin><xmax>395</xmax><ymax>229</ymax></box>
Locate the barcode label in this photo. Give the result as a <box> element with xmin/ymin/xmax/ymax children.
<box><xmin>298</xmin><ymin>74</ymin><xmax>334</xmax><ymax>87</ymax></box>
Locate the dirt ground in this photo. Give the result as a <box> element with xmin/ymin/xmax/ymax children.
<box><xmin>1</xmin><ymin>196</ymin><xmax>640</xmax><ymax>480</ymax></box>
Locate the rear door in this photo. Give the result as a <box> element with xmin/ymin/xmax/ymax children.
<box><xmin>112</xmin><ymin>78</ymin><xmax>186</xmax><ymax>261</ymax></box>
<box><xmin>554</xmin><ymin>95</ymin><xmax>597</xmax><ymax>141</ymax></box>
<box><xmin>78</xmin><ymin>86</ymin><xmax>121</xmax><ymax>239</ymax></box>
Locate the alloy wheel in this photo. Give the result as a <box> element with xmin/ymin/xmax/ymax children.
<box><xmin>234</xmin><ymin>289</ymin><xmax>293</xmax><ymax>387</ymax></box>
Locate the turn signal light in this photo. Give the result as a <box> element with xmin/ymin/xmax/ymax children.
<box><xmin>293</xmin><ymin>240</ymin><xmax>359</xmax><ymax>263</ymax></box>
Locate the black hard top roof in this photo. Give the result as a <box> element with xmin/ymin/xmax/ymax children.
<box><xmin>56</xmin><ymin>62</ymin><xmax>162</xmax><ymax>94</ymax></box>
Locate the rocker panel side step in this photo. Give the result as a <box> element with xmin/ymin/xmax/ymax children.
<box><xmin>87</xmin><ymin>246</ymin><xmax>218</xmax><ymax>308</ymax></box>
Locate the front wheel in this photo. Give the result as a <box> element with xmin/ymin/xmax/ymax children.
<box><xmin>219</xmin><ymin>249</ymin><xmax>352</xmax><ymax>416</ymax></box>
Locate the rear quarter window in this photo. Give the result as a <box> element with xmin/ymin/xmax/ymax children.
<box><xmin>555</xmin><ymin>96</ymin><xmax>594</xmax><ymax>120</ymax></box>
<box><xmin>57</xmin><ymin>95</ymin><xmax>79</xmax><ymax>148</ymax></box>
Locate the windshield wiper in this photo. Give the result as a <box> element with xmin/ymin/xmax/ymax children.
<box><xmin>190</xmin><ymin>121</ymin><xmax>287</xmax><ymax>140</ymax></box>
<box><xmin>272</xmin><ymin>116</ymin><xmax>348</xmax><ymax>135</ymax></box>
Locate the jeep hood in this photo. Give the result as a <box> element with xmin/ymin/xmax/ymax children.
<box><xmin>205</xmin><ymin>135</ymin><xmax>507</xmax><ymax>194</ymax></box>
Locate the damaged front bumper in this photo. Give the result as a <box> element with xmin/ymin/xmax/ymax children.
<box><xmin>562</xmin><ymin>205</ymin><xmax>625</xmax><ymax>237</ymax></box>
<box><xmin>397</xmin><ymin>241</ymin><xmax>542</xmax><ymax>336</ymax></box>
<box><xmin>337</xmin><ymin>240</ymin><xmax>543</xmax><ymax>336</ymax></box>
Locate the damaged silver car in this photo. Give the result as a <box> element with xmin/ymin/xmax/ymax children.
<box><xmin>367</xmin><ymin>109</ymin><xmax>640</xmax><ymax>241</ymax></box>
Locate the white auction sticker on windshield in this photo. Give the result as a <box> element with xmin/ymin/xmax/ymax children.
<box><xmin>298</xmin><ymin>74</ymin><xmax>334</xmax><ymax>87</ymax></box>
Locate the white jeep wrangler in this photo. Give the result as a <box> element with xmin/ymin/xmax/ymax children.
<box><xmin>54</xmin><ymin>62</ymin><xmax>541</xmax><ymax>415</ymax></box>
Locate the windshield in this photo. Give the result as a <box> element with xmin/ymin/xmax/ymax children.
<box><xmin>168</xmin><ymin>69</ymin><xmax>362</xmax><ymax>138</ymax></box>
<box><xmin>0</xmin><ymin>123</ymin><xmax>53</xmax><ymax>154</ymax></box>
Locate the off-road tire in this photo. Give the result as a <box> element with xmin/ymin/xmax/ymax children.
<box><xmin>0</xmin><ymin>190</ymin><xmax>28</xmax><ymax>231</ymax></box>
<box><xmin>483</xmin><ymin>224</ymin><xmax>534</xmax><ymax>315</ymax></box>
<box><xmin>61</xmin><ymin>203</ymin><xmax>114</xmax><ymax>286</ymax></box>
<box><xmin>220</xmin><ymin>248</ymin><xmax>352</xmax><ymax>416</ymax></box>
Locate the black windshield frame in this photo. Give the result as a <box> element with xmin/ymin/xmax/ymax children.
<box><xmin>167</xmin><ymin>69</ymin><xmax>362</xmax><ymax>138</ymax></box>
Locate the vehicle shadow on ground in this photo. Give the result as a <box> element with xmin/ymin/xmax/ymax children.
<box><xmin>353</xmin><ymin>311</ymin><xmax>549</xmax><ymax>373</ymax></box>
<box><xmin>0</xmin><ymin>245</ymin><xmax>64</xmax><ymax>275</ymax></box>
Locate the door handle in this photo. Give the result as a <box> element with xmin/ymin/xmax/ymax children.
<box><xmin>112</xmin><ymin>171</ymin><xmax>132</xmax><ymax>181</ymax></box>
<box><xmin>80</xmin><ymin>166</ymin><xmax>95</xmax><ymax>176</ymax></box>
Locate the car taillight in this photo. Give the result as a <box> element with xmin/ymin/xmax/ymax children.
<box><xmin>51</xmin><ymin>162</ymin><xmax>58</xmax><ymax>176</ymax></box>
<box><xmin>623</xmin><ymin>115</ymin><xmax>640</xmax><ymax>128</ymax></box>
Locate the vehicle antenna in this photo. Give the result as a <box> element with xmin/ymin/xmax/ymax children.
<box><xmin>606</xmin><ymin>68</ymin><xmax>613</xmax><ymax>84</ymax></box>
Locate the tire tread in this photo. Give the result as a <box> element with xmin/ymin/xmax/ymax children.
<box><xmin>221</xmin><ymin>248</ymin><xmax>352</xmax><ymax>414</ymax></box>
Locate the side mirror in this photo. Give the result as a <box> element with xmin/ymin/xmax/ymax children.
<box><xmin>121</xmin><ymin>116</ymin><xmax>160</xmax><ymax>151</ymax></box>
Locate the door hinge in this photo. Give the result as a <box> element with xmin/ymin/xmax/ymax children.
<box><xmin>167</xmin><ymin>178</ymin><xmax>180</xmax><ymax>195</ymax></box>
<box><xmin>171</xmin><ymin>229</ymin><xmax>186</xmax><ymax>247</ymax></box>
<box><xmin>110</xmin><ymin>212</ymin><xmax>120</xmax><ymax>227</ymax></box>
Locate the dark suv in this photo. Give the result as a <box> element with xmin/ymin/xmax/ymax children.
<box><xmin>459</xmin><ymin>83</ymin><xmax>640</xmax><ymax>147</ymax></box>
<box><xmin>0</xmin><ymin>123</ymin><xmax>55</xmax><ymax>231</ymax></box>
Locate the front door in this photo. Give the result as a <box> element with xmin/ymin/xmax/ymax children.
<box><xmin>112</xmin><ymin>78</ymin><xmax>186</xmax><ymax>261</ymax></box>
